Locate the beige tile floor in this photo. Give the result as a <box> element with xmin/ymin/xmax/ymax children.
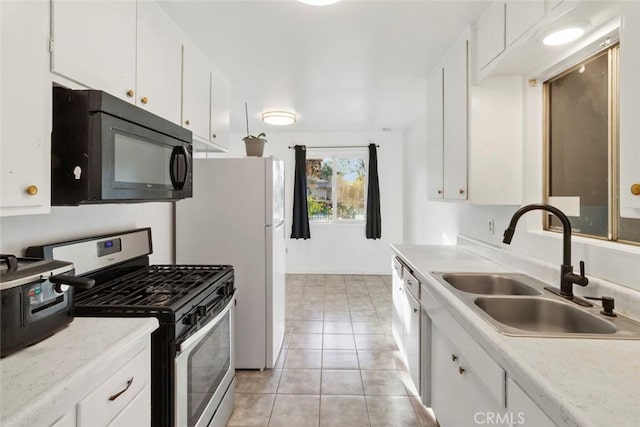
<box><xmin>227</xmin><ymin>274</ymin><xmax>438</xmax><ymax>427</ymax></box>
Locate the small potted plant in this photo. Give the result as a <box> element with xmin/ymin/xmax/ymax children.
<box><xmin>243</xmin><ymin>103</ymin><xmax>267</xmax><ymax>157</ymax></box>
<box><xmin>243</xmin><ymin>132</ymin><xmax>267</xmax><ymax>157</ymax></box>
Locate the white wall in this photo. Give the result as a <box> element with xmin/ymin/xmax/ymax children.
<box><xmin>0</xmin><ymin>203</ymin><xmax>174</xmax><ymax>264</ymax></box>
<box><xmin>402</xmin><ymin>114</ymin><xmax>462</xmax><ymax>245</ymax></box>
<box><xmin>211</xmin><ymin>130</ymin><xmax>404</xmax><ymax>274</ymax></box>
<box><xmin>403</xmin><ymin>81</ymin><xmax>640</xmax><ymax>292</ymax></box>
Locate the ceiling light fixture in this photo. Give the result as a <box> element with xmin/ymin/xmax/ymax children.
<box><xmin>297</xmin><ymin>0</ymin><xmax>341</xmax><ymax>6</ymax></box>
<box><xmin>542</xmin><ymin>23</ymin><xmax>589</xmax><ymax>46</ymax></box>
<box><xmin>262</xmin><ymin>111</ymin><xmax>297</xmax><ymax>126</ymax></box>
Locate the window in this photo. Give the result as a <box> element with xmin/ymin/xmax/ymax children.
<box><xmin>544</xmin><ymin>44</ymin><xmax>640</xmax><ymax>244</ymax></box>
<box><xmin>306</xmin><ymin>154</ymin><xmax>366</xmax><ymax>222</ymax></box>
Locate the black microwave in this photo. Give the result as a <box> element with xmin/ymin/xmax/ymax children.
<box><xmin>52</xmin><ymin>87</ymin><xmax>192</xmax><ymax>205</ymax></box>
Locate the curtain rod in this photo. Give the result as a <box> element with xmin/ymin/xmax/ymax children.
<box><xmin>287</xmin><ymin>144</ymin><xmax>379</xmax><ymax>149</ymax></box>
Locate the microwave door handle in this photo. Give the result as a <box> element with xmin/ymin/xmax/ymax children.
<box><xmin>169</xmin><ymin>146</ymin><xmax>189</xmax><ymax>190</ymax></box>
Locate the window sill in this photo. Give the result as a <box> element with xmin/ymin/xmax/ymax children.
<box><xmin>309</xmin><ymin>221</ymin><xmax>365</xmax><ymax>226</ymax></box>
<box><xmin>528</xmin><ymin>229</ymin><xmax>640</xmax><ymax>256</ymax></box>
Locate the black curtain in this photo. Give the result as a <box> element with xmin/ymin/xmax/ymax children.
<box><xmin>291</xmin><ymin>145</ymin><xmax>311</xmax><ymax>239</ymax></box>
<box><xmin>366</xmin><ymin>143</ymin><xmax>382</xmax><ymax>239</ymax></box>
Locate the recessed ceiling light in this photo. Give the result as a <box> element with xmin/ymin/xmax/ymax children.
<box><xmin>542</xmin><ymin>24</ymin><xmax>588</xmax><ymax>46</ymax></box>
<box><xmin>262</xmin><ymin>111</ymin><xmax>297</xmax><ymax>126</ymax></box>
<box><xmin>297</xmin><ymin>0</ymin><xmax>341</xmax><ymax>6</ymax></box>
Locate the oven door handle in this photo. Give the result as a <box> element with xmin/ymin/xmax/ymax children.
<box><xmin>178</xmin><ymin>290</ymin><xmax>236</xmax><ymax>354</ymax></box>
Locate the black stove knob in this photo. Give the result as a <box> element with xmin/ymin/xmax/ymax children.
<box><xmin>183</xmin><ymin>312</ymin><xmax>198</xmax><ymax>326</ymax></box>
<box><xmin>197</xmin><ymin>305</ymin><xmax>207</xmax><ymax>317</ymax></box>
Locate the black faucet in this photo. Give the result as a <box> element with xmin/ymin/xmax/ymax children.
<box><xmin>503</xmin><ymin>203</ymin><xmax>590</xmax><ymax>306</ymax></box>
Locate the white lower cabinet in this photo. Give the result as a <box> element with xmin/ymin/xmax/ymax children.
<box><xmin>507</xmin><ymin>378</ymin><xmax>555</xmax><ymax>427</ymax></box>
<box><xmin>431</xmin><ymin>324</ymin><xmax>506</xmax><ymax>426</ymax></box>
<box><xmin>107</xmin><ymin>385</ymin><xmax>151</xmax><ymax>427</ymax></box>
<box><xmin>77</xmin><ymin>345</ymin><xmax>151</xmax><ymax>426</ymax></box>
<box><xmin>415</xmin><ymin>265</ymin><xmax>557</xmax><ymax>426</ymax></box>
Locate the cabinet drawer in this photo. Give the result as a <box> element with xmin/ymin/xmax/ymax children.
<box><xmin>424</xmin><ymin>283</ymin><xmax>505</xmax><ymax>407</ymax></box>
<box><xmin>107</xmin><ymin>385</ymin><xmax>151</xmax><ymax>427</ymax></box>
<box><xmin>77</xmin><ymin>346</ymin><xmax>151</xmax><ymax>426</ymax></box>
<box><xmin>402</xmin><ymin>268</ymin><xmax>420</xmax><ymax>300</ymax></box>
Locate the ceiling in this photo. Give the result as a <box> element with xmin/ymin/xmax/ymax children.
<box><xmin>159</xmin><ymin>0</ymin><xmax>491</xmax><ymax>133</ymax></box>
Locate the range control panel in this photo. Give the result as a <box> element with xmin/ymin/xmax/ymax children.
<box><xmin>97</xmin><ymin>238</ymin><xmax>122</xmax><ymax>257</ymax></box>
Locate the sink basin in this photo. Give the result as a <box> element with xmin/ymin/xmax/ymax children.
<box><xmin>475</xmin><ymin>297</ymin><xmax>617</xmax><ymax>334</ymax></box>
<box><xmin>441</xmin><ymin>273</ymin><xmax>541</xmax><ymax>296</ymax></box>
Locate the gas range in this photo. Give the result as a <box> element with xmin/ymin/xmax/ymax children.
<box><xmin>27</xmin><ymin>228</ymin><xmax>237</xmax><ymax>427</ymax></box>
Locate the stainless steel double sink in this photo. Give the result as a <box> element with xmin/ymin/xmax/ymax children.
<box><xmin>431</xmin><ymin>273</ymin><xmax>640</xmax><ymax>339</ymax></box>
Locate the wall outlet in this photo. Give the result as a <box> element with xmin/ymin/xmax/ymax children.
<box><xmin>488</xmin><ymin>218</ymin><xmax>495</xmax><ymax>235</ymax></box>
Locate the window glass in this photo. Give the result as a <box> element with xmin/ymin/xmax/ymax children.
<box><xmin>307</xmin><ymin>158</ymin><xmax>333</xmax><ymax>221</ymax></box>
<box><xmin>306</xmin><ymin>154</ymin><xmax>367</xmax><ymax>222</ymax></box>
<box><xmin>547</xmin><ymin>51</ymin><xmax>609</xmax><ymax>237</ymax></box>
<box><xmin>336</xmin><ymin>159</ymin><xmax>366</xmax><ymax>220</ymax></box>
<box><xmin>544</xmin><ymin>45</ymin><xmax>639</xmax><ymax>245</ymax></box>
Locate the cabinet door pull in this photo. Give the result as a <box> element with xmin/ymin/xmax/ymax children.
<box><xmin>458</xmin><ymin>366</ymin><xmax>465</xmax><ymax>375</ymax></box>
<box><xmin>413</xmin><ymin>308</ymin><xmax>418</xmax><ymax>313</ymax></box>
<box><xmin>631</xmin><ymin>183</ymin><xmax>640</xmax><ymax>196</ymax></box>
<box><xmin>141</xmin><ymin>97</ymin><xmax>149</xmax><ymax>105</ymax></box>
<box><xmin>459</xmin><ymin>188</ymin><xmax>465</xmax><ymax>195</ymax></box>
<box><xmin>451</xmin><ymin>354</ymin><xmax>458</xmax><ymax>362</ymax></box>
<box><xmin>126</xmin><ymin>89</ymin><xmax>134</xmax><ymax>98</ymax></box>
<box><xmin>108</xmin><ymin>377</ymin><xmax>134</xmax><ymax>401</ymax></box>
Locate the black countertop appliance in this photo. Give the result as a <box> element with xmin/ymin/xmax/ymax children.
<box><xmin>0</xmin><ymin>254</ymin><xmax>94</xmax><ymax>357</ymax></box>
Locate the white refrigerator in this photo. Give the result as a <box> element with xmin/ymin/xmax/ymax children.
<box><xmin>175</xmin><ymin>157</ymin><xmax>286</xmax><ymax>369</ymax></box>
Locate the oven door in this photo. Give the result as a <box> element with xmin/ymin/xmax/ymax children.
<box><xmin>174</xmin><ymin>294</ymin><xmax>235</xmax><ymax>427</ymax></box>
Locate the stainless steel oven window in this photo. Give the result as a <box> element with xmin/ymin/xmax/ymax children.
<box><xmin>187</xmin><ymin>311</ymin><xmax>231</xmax><ymax>426</ymax></box>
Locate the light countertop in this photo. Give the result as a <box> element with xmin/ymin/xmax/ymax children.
<box><xmin>391</xmin><ymin>243</ymin><xmax>640</xmax><ymax>427</ymax></box>
<box><xmin>0</xmin><ymin>317</ymin><xmax>159</xmax><ymax>426</ymax></box>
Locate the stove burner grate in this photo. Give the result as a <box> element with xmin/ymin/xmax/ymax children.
<box><xmin>75</xmin><ymin>264</ymin><xmax>232</xmax><ymax>308</ymax></box>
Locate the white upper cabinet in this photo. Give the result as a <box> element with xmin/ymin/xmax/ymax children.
<box><xmin>468</xmin><ymin>76</ymin><xmax>522</xmax><ymax>205</ymax></box>
<box><xmin>475</xmin><ymin>2</ymin><xmax>506</xmax><ymax>71</ymax></box>
<box><xmin>51</xmin><ymin>0</ymin><xmax>182</xmax><ymax>120</ymax></box>
<box><xmin>0</xmin><ymin>0</ymin><xmax>50</xmax><ymax>216</ymax></box>
<box><xmin>51</xmin><ymin>0</ymin><xmax>137</xmax><ymax>102</ymax></box>
<box><xmin>426</xmin><ymin>66</ymin><xmax>444</xmax><ymax>200</ymax></box>
<box><xmin>442</xmin><ymin>35</ymin><xmax>469</xmax><ymax>200</ymax></box>
<box><xmin>136</xmin><ymin>1</ymin><xmax>182</xmax><ymax>124</ymax></box>
<box><xmin>182</xmin><ymin>45</ymin><xmax>212</xmax><ymax>143</ymax></box>
<box><xmin>182</xmin><ymin>45</ymin><xmax>231</xmax><ymax>152</ymax></box>
<box><xmin>210</xmin><ymin>65</ymin><xmax>231</xmax><ymax>150</ymax></box>
<box><xmin>426</xmin><ymin>29</ymin><xmax>522</xmax><ymax>205</ymax></box>
<box><xmin>506</xmin><ymin>0</ymin><xmax>545</xmax><ymax>46</ymax></box>
<box><xmin>619</xmin><ymin>1</ymin><xmax>640</xmax><ymax>217</ymax></box>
